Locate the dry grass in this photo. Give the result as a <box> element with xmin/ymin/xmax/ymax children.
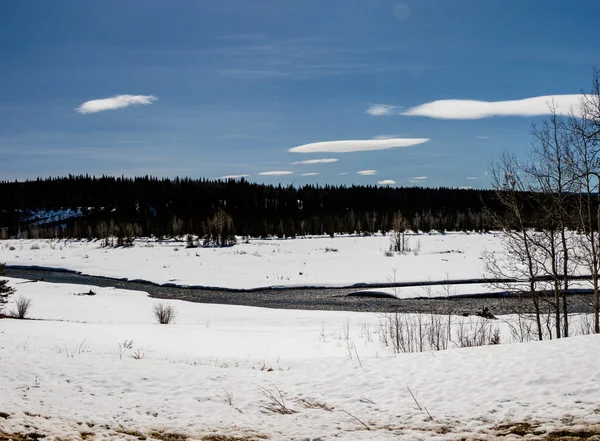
<box><xmin>257</xmin><ymin>382</ymin><xmax>297</xmax><ymax>415</ymax></box>
<box><xmin>297</xmin><ymin>397</ymin><xmax>334</xmax><ymax>411</ymax></box>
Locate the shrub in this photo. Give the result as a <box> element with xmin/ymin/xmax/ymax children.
<box><xmin>185</xmin><ymin>234</ymin><xmax>197</xmax><ymax>248</ymax></box>
<box><xmin>153</xmin><ymin>302</ymin><xmax>177</xmax><ymax>324</ymax></box>
<box><xmin>12</xmin><ymin>296</ymin><xmax>32</xmax><ymax>319</ymax></box>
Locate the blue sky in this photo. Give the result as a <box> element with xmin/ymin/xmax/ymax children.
<box><xmin>1</xmin><ymin>0</ymin><xmax>598</xmax><ymax>188</ymax></box>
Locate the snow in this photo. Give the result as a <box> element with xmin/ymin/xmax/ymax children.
<box><xmin>1</xmin><ymin>233</ymin><xmax>599</xmax><ymax>439</ymax></box>
<box><xmin>1</xmin><ymin>277</ymin><xmax>600</xmax><ymax>440</ymax></box>
<box><xmin>0</xmin><ymin>233</ymin><xmax>504</xmax><ymax>289</ymax></box>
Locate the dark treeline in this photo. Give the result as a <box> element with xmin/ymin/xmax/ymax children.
<box><xmin>0</xmin><ymin>175</ymin><xmax>505</xmax><ymax>241</ymax></box>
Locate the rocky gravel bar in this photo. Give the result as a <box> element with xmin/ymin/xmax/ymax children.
<box><xmin>5</xmin><ymin>266</ymin><xmax>596</xmax><ymax>316</ymax></box>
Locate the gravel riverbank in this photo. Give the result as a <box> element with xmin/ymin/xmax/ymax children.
<box><xmin>4</xmin><ymin>266</ymin><xmax>596</xmax><ymax>316</ymax></box>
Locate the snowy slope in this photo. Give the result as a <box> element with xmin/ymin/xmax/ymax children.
<box><xmin>1</xmin><ymin>279</ymin><xmax>599</xmax><ymax>440</ymax></box>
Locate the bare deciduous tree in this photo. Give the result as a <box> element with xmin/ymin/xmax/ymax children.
<box><xmin>484</xmin><ymin>152</ymin><xmax>544</xmax><ymax>340</ymax></box>
<box><xmin>391</xmin><ymin>211</ymin><xmax>410</xmax><ymax>253</ymax></box>
<box><xmin>203</xmin><ymin>210</ymin><xmax>236</xmax><ymax>247</ymax></box>
<box><xmin>569</xmin><ymin>69</ymin><xmax>600</xmax><ymax>333</ymax></box>
<box><xmin>529</xmin><ymin>102</ymin><xmax>578</xmax><ymax>338</ymax></box>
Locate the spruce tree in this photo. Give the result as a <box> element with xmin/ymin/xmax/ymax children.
<box><xmin>0</xmin><ymin>263</ymin><xmax>16</xmax><ymax>314</ymax></box>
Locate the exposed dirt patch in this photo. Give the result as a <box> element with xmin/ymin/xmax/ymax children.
<box><xmin>201</xmin><ymin>436</ymin><xmax>269</xmax><ymax>441</ymax></box>
<box><xmin>541</xmin><ymin>429</ymin><xmax>600</xmax><ymax>440</ymax></box>
<box><xmin>145</xmin><ymin>432</ymin><xmax>188</xmax><ymax>441</ymax></box>
<box><xmin>0</xmin><ymin>431</ymin><xmax>46</xmax><ymax>441</ymax></box>
<box><xmin>494</xmin><ymin>421</ymin><xmax>542</xmax><ymax>436</ymax></box>
<box><xmin>493</xmin><ymin>422</ymin><xmax>600</xmax><ymax>440</ymax></box>
<box><xmin>113</xmin><ymin>428</ymin><xmax>147</xmax><ymax>440</ymax></box>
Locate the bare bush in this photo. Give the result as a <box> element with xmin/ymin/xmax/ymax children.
<box><xmin>12</xmin><ymin>296</ymin><xmax>33</xmax><ymax>319</ymax></box>
<box><xmin>455</xmin><ymin>317</ymin><xmax>498</xmax><ymax>348</ymax></box>
<box><xmin>379</xmin><ymin>311</ymin><xmax>502</xmax><ymax>353</ymax></box>
<box><xmin>153</xmin><ymin>302</ymin><xmax>177</xmax><ymax>324</ymax></box>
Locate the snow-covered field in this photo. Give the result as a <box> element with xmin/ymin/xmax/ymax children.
<box><xmin>1</xmin><ymin>278</ymin><xmax>600</xmax><ymax>440</ymax></box>
<box><xmin>0</xmin><ymin>233</ymin><xmax>504</xmax><ymax>289</ymax></box>
<box><xmin>1</xmin><ymin>234</ymin><xmax>600</xmax><ymax>440</ymax></box>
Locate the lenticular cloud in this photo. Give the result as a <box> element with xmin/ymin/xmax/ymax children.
<box><xmin>402</xmin><ymin>94</ymin><xmax>585</xmax><ymax>120</ymax></box>
<box><xmin>76</xmin><ymin>95</ymin><xmax>158</xmax><ymax>114</ymax></box>
<box><xmin>291</xmin><ymin>158</ymin><xmax>338</xmax><ymax>165</ymax></box>
<box><xmin>259</xmin><ymin>171</ymin><xmax>294</xmax><ymax>176</ymax></box>
<box><xmin>289</xmin><ymin>138</ymin><xmax>429</xmax><ymax>153</ymax></box>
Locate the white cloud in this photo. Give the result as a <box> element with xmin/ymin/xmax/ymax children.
<box><xmin>476</xmin><ymin>136</ymin><xmax>491</xmax><ymax>140</ymax></box>
<box><xmin>259</xmin><ymin>171</ymin><xmax>294</xmax><ymax>176</ymax></box>
<box><xmin>357</xmin><ymin>170</ymin><xmax>377</xmax><ymax>176</ymax></box>
<box><xmin>366</xmin><ymin>104</ymin><xmax>401</xmax><ymax>116</ymax></box>
<box><xmin>401</xmin><ymin>94</ymin><xmax>585</xmax><ymax>119</ymax></box>
<box><xmin>291</xmin><ymin>158</ymin><xmax>338</xmax><ymax>165</ymax></box>
<box><xmin>76</xmin><ymin>94</ymin><xmax>158</xmax><ymax>114</ymax></box>
<box><xmin>289</xmin><ymin>138</ymin><xmax>430</xmax><ymax>153</ymax></box>
<box><xmin>338</xmin><ymin>172</ymin><xmax>349</xmax><ymax>176</ymax></box>
<box><xmin>300</xmin><ymin>172</ymin><xmax>319</xmax><ymax>176</ymax></box>
<box><xmin>459</xmin><ymin>186</ymin><xmax>473</xmax><ymax>190</ymax></box>
<box><xmin>409</xmin><ymin>176</ymin><xmax>427</xmax><ymax>183</ymax></box>
<box><xmin>466</xmin><ymin>171</ymin><xmax>489</xmax><ymax>180</ymax></box>
<box><xmin>218</xmin><ymin>174</ymin><xmax>249</xmax><ymax>180</ymax></box>
<box><xmin>378</xmin><ymin>179</ymin><xmax>396</xmax><ymax>185</ymax></box>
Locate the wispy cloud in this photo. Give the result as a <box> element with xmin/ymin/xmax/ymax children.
<box><xmin>459</xmin><ymin>186</ymin><xmax>473</xmax><ymax>190</ymax></box>
<box><xmin>401</xmin><ymin>95</ymin><xmax>584</xmax><ymax>119</ymax></box>
<box><xmin>378</xmin><ymin>179</ymin><xmax>396</xmax><ymax>185</ymax></box>
<box><xmin>158</xmin><ymin>37</ymin><xmax>440</xmax><ymax>81</ymax></box>
<box><xmin>259</xmin><ymin>170</ymin><xmax>294</xmax><ymax>176</ymax></box>
<box><xmin>289</xmin><ymin>138</ymin><xmax>429</xmax><ymax>153</ymax></box>
<box><xmin>466</xmin><ymin>171</ymin><xmax>489</xmax><ymax>180</ymax></box>
<box><xmin>357</xmin><ymin>170</ymin><xmax>377</xmax><ymax>176</ymax></box>
<box><xmin>366</xmin><ymin>104</ymin><xmax>401</xmax><ymax>116</ymax></box>
<box><xmin>291</xmin><ymin>158</ymin><xmax>338</xmax><ymax>165</ymax></box>
<box><xmin>475</xmin><ymin>136</ymin><xmax>491</xmax><ymax>140</ymax></box>
<box><xmin>300</xmin><ymin>172</ymin><xmax>319</xmax><ymax>176</ymax></box>
<box><xmin>76</xmin><ymin>95</ymin><xmax>157</xmax><ymax>114</ymax></box>
<box><xmin>338</xmin><ymin>172</ymin><xmax>349</xmax><ymax>176</ymax></box>
<box><xmin>218</xmin><ymin>174</ymin><xmax>249</xmax><ymax>180</ymax></box>
<box><xmin>409</xmin><ymin>176</ymin><xmax>427</xmax><ymax>183</ymax></box>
